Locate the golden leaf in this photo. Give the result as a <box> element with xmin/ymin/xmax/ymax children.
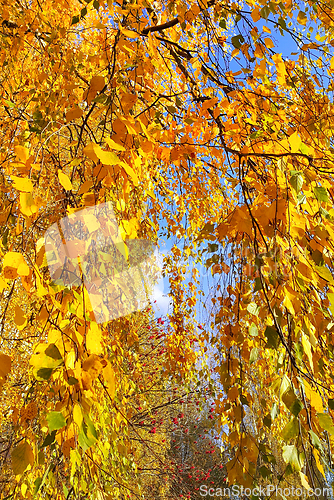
<box><xmin>3</xmin><ymin>252</ymin><xmax>30</xmax><ymax>278</ymax></box>
<box><xmin>0</xmin><ymin>353</ymin><xmax>11</xmax><ymax>378</ymax></box>
<box><xmin>103</xmin><ymin>361</ymin><xmax>115</xmax><ymax>399</ymax></box>
<box><xmin>14</xmin><ymin>145</ymin><xmax>29</xmax><ymax>163</ymax></box>
<box><xmin>90</xmin><ymin>75</ymin><xmax>105</xmax><ymax>92</ymax></box>
<box><xmin>105</xmin><ymin>137</ymin><xmax>126</xmax><ymax>151</ymax></box>
<box><xmin>73</xmin><ymin>404</ymin><xmax>83</xmax><ymax>428</ymax></box>
<box><xmin>11</xmin><ymin>176</ymin><xmax>33</xmax><ymax>192</ymax></box>
<box><xmin>65</xmin><ymin>107</ymin><xmax>83</xmax><ymax>121</ymax></box>
<box><xmin>11</xmin><ymin>442</ymin><xmax>34</xmax><ymax>475</ymax></box>
<box><xmin>19</xmin><ymin>192</ymin><xmax>38</xmax><ymax>216</ymax></box>
<box><xmin>14</xmin><ymin>305</ymin><xmax>27</xmax><ymax>330</ymax></box>
<box><xmin>288</xmin><ymin>131</ymin><xmax>302</xmax><ymax>153</ymax></box>
<box><xmin>86</xmin><ymin>323</ymin><xmax>103</xmax><ymax>355</ymax></box>
<box><xmin>58</xmin><ymin>170</ymin><xmax>73</xmax><ymax>191</ymax></box>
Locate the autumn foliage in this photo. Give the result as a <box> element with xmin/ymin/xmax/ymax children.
<box><xmin>2</xmin><ymin>0</ymin><xmax>334</xmax><ymax>497</ymax></box>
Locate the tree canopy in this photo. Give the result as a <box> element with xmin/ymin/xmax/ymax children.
<box><xmin>2</xmin><ymin>0</ymin><xmax>334</xmax><ymax>498</ymax></box>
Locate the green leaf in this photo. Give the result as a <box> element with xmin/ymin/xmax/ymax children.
<box><xmin>36</xmin><ymin>368</ymin><xmax>53</xmax><ymax>380</ymax></box>
<box><xmin>260</xmin><ymin>6</ymin><xmax>270</xmax><ymax>19</ymax></box>
<box><xmin>309</xmin><ymin>430</ymin><xmax>323</xmax><ymax>451</ymax></box>
<box><xmin>84</xmin><ymin>413</ymin><xmax>98</xmax><ymax>441</ymax></box>
<box><xmin>282</xmin><ymin>387</ymin><xmax>297</xmax><ymax>410</ymax></box>
<box><xmin>294</xmin><ymin>342</ymin><xmax>303</xmax><ymax>362</ymax></box>
<box><xmin>290</xmin><ymin>173</ymin><xmax>303</xmax><ymax>194</ymax></box>
<box><xmin>328</xmin><ymin>399</ymin><xmax>334</xmax><ymax>410</ymax></box>
<box><xmin>253</xmin><ymin>277</ymin><xmax>262</xmax><ymax>291</ymax></box>
<box><xmin>314</xmin><ymin>186</ymin><xmax>329</xmax><ymax>202</ymax></box>
<box><xmin>208</xmin><ymin>243</ymin><xmax>218</xmax><ymax>253</ymax></box>
<box><xmin>290</xmin><ymin>399</ymin><xmax>303</xmax><ymax>417</ymax></box>
<box><xmin>315</xmin><ymin>265</ymin><xmax>334</xmax><ymax>284</ymax></box>
<box><xmin>263</xmin><ymin>414</ymin><xmax>271</xmax><ymax>428</ymax></box>
<box><xmin>311</xmin><ymin>249</ymin><xmax>324</xmax><ymax>266</ymax></box>
<box><xmin>92</xmin><ymin>93</ymin><xmax>108</xmax><ymax>104</ymax></box>
<box><xmin>11</xmin><ymin>441</ymin><xmax>34</xmax><ymax>475</ymax></box>
<box><xmin>67</xmin><ymin>376</ymin><xmax>79</xmax><ymax>386</ymax></box>
<box><xmin>317</xmin><ymin>413</ymin><xmax>334</xmax><ymax>435</ymax></box>
<box><xmin>78</xmin><ymin>425</ymin><xmax>96</xmax><ymax>451</ymax></box>
<box><xmin>34</xmin><ymin>477</ymin><xmax>42</xmax><ymax>495</ymax></box>
<box><xmin>46</xmin><ymin>412</ymin><xmax>66</xmax><ymax>432</ymax></box>
<box><xmin>249</xmin><ymin>322</ymin><xmax>258</xmax><ymax>337</ymax></box>
<box><xmin>247</xmin><ymin>302</ymin><xmax>259</xmax><ymax>316</ymax></box>
<box><xmin>231</xmin><ymin>35</ymin><xmax>244</xmax><ymax>49</ymax></box>
<box><xmin>249</xmin><ymin>347</ymin><xmax>259</xmax><ymax>364</ymax></box>
<box><xmin>41</xmin><ymin>430</ymin><xmax>56</xmax><ymax>448</ymax></box>
<box><xmin>44</xmin><ymin>344</ymin><xmax>62</xmax><ymax>360</ymax></box>
<box><xmin>4</xmin><ymin>99</ymin><xmax>15</xmax><ymax>108</ymax></box>
<box><xmin>297</xmin><ymin>193</ymin><xmax>306</xmax><ymax>206</ymax></box>
<box><xmin>71</xmin><ymin>15</ymin><xmax>80</xmax><ymax>25</ymax></box>
<box><xmin>264</xmin><ymin>325</ymin><xmax>279</xmax><ymax>348</ymax></box>
<box><xmin>282</xmin><ymin>418</ymin><xmax>299</xmax><ymax>441</ymax></box>
<box><xmin>282</xmin><ymin>444</ymin><xmax>301</xmax><ymax>471</ymax></box>
<box><xmin>259</xmin><ymin>465</ymin><xmax>271</xmax><ymax>478</ymax></box>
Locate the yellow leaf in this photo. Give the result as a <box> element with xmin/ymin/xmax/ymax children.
<box><xmin>289</xmin><ymin>131</ymin><xmax>302</xmax><ymax>153</ymax></box>
<box><xmin>121</xmin><ymin>162</ymin><xmax>139</xmax><ymax>185</ymax></box>
<box><xmin>0</xmin><ymin>352</ymin><xmax>11</xmax><ymax>378</ymax></box>
<box><xmin>304</xmin><ymin>382</ymin><xmax>323</xmax><ymax>412</ymax></box>
<box><xmin>105</xmin><ymin>137</ymin><xmax>126</xmax><ymax>151</ymax></box>
<box><xmin>272</xmin><ymin>53</ymin><xmax>286</xmax><ymax>85</ymax></box>
<box><xmin>0</xmin><ymin>276</ymin><xmax>8</xmax><ymax>292</ymax></box>
<box><xmin>20</xmin><ymin>192</ymin><xmax>38</xmax><ymax>216</ymax></box>
<box><xmin>103</xmin><ymin>361</ymin><xmax>115</xmax><ymax>398</ymax></box>
<box><xmin>122</xmin><ymin>119</ymin><xmax>138</xmax><ymax>135</ymax></box>
<box><xmin>73</xmin><ymin>403</ymin><xmax>83</xmax><ymax>428</ymax></box>
<box><xmin>95</xmin><ymin>148</ymin><xmax>119</xmax><ymax>166</ymax></box>
<box><xmin>121</xmin><ymin>218</ymin><xmax>139</xmax><ymax>239</ymax></box>
<box><xmin>14</xmin><ymin>145</ymin><xmax>29</xmax><ymax>163</ymax></box>
<box><xmin>86</xmin><ymin>322</ymin><xmax>103</xmax><ymax>355</ymax></box>
<box><xmin>299</xmin><ymin>471</ymin><xmax>311</xmax><ymax>490</ymax></box>
<box><xmin>314</xmin><ymin>449</ymin><xmax>325</xmax><ymax>477</ymax></box>
<box><xmin>302</xmin><ymin>334</ymin><xmax>314</xmax><ymax>372</ymax></box>
<box><xmin>83</xmin><ymin>213</ymin><xmax>100</xmax><ymax>233</ymax></box>
<box><xmin>11</xmin><ymin>176</ymin><xmax>33</xmax><ymax>192</ymax></box>
<box><xmin>3</xmin><ymin>252</ymin><xmax>30</xmax><ymax>278</ymax></box>
<box><xmin>83</xmin><ymin>142</ymin><xmax>99</xmax><ymax>162</ymax></box>
<box><xmin>58</xmin><ymin>170</ymin><xmax>73</xmax><ymax>191</ymax></box>
<box><xmin>283</xmin><ymin>293</ymin><xmax>295</xmax><ymax>315</ymax></box>
<box><xmin>121</xmin><ymin>28</ymin><xmax>139</xmax><ymax>39</ymax></box>
<box><xmin>83</xmin><ymin>142</ymin><xmax>119</xmax><ymax>165</ymax></box>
